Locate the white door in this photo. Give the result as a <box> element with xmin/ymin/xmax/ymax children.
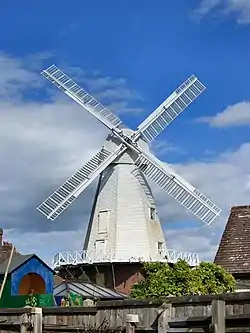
<box><xmin>95</xmin><ymin>240</ymin><xmax>106</xmax><ymax>261</ymax></box>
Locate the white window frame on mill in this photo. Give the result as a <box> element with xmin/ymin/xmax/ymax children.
<box><xmin>149</xmin><ymin>206</ymin><xmax>157</xmax><ymax>220</ymax></box>
<box><xmin>157</xmin><ymin>241</ymin><xmax>164</xmax><ymax>253</ymax></box>
<box><xmin>97</xmin><ymin>209</ymin><xmax>110</xmax><ymax>234</ymax></box>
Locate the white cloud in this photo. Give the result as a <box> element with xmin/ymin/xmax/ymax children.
<box><xmin>195</xmin><ymin>0</ymin><xmax>250</xmax><ymax>24</ymax></box>
<box><xmin>195</xmin><ymin>0</ymin><xmax>222</xmax><ymax>16</ymax></box>
<box><xmin>159</xmin><ymin>141</ymin><xmax>250</xmax><ymax>261</ymax></box>
<box><xmin>7</xmin><ymin>230</ymin><xmax>86</xmax><ymax>268</ymax></box>
<box><xmin>197</xmin><ymin>101</ymin><xmax>250</xmax><ymax>127</ymax></box>
<box><xmin>64</xmin><ymin>66</ymin><xmax>144</xmax><ymax>116</ymax></box>
<box><xmin>165</xmin><ymin>227</ymin><xmax>218</xmax><ymax>261</ymax></box>
<box><xmin>0</xmin><ymin>54</ymin><xmax>41</xmax><ymax>100</ymax></box>
<box><xmin>151</xmin><ymin>139</ymin><xmax>185</xmax><ymax>157</ymax></box>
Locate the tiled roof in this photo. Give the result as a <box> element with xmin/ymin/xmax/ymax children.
<box><xmin>214</xmin><ymin>205</ymin><xmax>250</xmax><ymax>274</ymax></box>
<box><xmin>0</xmin><ymin>254</ymin><xmax>34</xmax><ymax>274</ymax></box>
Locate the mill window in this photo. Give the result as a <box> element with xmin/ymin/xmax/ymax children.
<box><xmin>150</xmin><ymin>207</ymin><xmax>156</xmax><ymax>220</ymax></box>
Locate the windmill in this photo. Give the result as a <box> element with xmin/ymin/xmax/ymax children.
<box><xmin>38</xmin><ymin>65</ymin><xmax>221</xmax><ymax>275</ymax></box>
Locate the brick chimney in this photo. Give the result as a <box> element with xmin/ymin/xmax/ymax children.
<box><xmin>0</xmin><ymin>229</ymin><xmax>20</xmax><ymax>264</ymax></box>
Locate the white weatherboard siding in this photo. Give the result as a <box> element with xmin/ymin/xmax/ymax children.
<box><xmin>84</xmin><ymin>131</ymin><xmax>167</xmax><ymax>262</ymax></box>
<box><xmin>84</xmin><ymin>165</ymin><xmax>118</xmax><ymax>257</ymax></box>
<box><xmin>115</xmin><ymin>164</ymin><xmax>166</xmax><ymax>260</ymax></box>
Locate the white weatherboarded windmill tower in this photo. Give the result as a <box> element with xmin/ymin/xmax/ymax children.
<box><xmin>38</xmin><ymin>65</ymin><xmax>221</xmax><ymax>292</ymax></box>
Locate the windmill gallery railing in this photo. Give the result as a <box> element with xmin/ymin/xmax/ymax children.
<box><xmin>53</xmin><ymin>249</ymin><xmax>199</xmax><ymax>269</ymax></box>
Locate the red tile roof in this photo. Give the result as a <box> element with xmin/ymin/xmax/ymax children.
<box><xmin>214</xmin><ymin>205</ymin><xmax>250</xmax><ymax>274</ymax></box>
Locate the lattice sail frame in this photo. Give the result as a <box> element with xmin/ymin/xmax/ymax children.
<box><xmin>41</xmin><ymin>65</ymin><xmax>123</xmax><ymax>130</ymax></box>
<box><xmin>38</xmin><ymin>64</ymin><xmax>222</xmax><ymax>225</ymax></box>
<box><xmin>38</xmin><ymin>145</ymin><xmax>126</xmax><ymax>220</ymax></box>
<box><xmin>135</xmin><ymin>152</ymin><xmax>221</xmax><ymax>225</ymax></box>
<box><xmin>135</xmin><ymin>75</ymin><xmax>206</xmax><ymax>142</ymax></box>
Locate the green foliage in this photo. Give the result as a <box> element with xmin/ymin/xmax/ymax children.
<box><xmin>192</xmin><ymin>262</ymin><xmax>235</xmax><ymax>295</ymax></box>
<box><xmin>25</xmin><ymin>291</ymin><xmax>37</xmax><ymax>307</ymax></box>
<box><xmin>77</xmin><ymin>272</ymin><xmax>90</xmax><ymax>282</ymax></box>
<box><xmin>130</xmin><ymin>260</ymin><xmax>235</xmax><ymax>299</ymax></box>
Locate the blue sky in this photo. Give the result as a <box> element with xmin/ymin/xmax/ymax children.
<box><xmin>2</xmin><ymin>0</ymin><xmax>249</xmax><ymax>157</ymax></box>
<box><xmin>0</xmin><ymin>0</ymin><xmax>250</xmax><ymax>264</ymax></box>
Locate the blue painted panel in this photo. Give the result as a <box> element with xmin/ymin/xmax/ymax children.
<box><xmin>55</xmin><ymin>296</ymin><xmax>64</xmax><ymax>306</ymax></box>
<box><xmin>11</xmin><ymin>257</ymin><xmax>53</xmax><ymax>295</ymax></box>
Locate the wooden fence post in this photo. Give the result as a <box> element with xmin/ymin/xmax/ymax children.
<box><xmin>0</xmin><ymin>245</ymin><xmax>14</xmax><ymax>301</ymax></box>
<box><xmin>20</xmin><ymin>312</ymin><xmax>29</xmax><ymax>333</ymax></box>
<box><xmin>126</xmin><ymin>314</ymin><xmax>139</xmax><ymax>333</ymax></box>
<box><xmin>211</xmin><ymin>299</ymin><xmax>225</xmax><ymax>333</ymax></box>
<box><xmin>31</xmin><ymin>307</ymin><xmax>42</xmax><ymax>333</ymax></box>
<box><xmin>158</xmin><ymin>303</ymin><xmax>172</xmax><ymax>333</ymax></box>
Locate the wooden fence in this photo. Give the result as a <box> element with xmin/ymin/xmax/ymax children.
<box><xmin>0</xmin><ymin>292</ymin><xmax>250</xmax><ymax>332</ymax></box>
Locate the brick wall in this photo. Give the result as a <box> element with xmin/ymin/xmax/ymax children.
<box><xmin>58</xmin><ymin>262</ymin><xmax>144</xmax><ymax>294</ymax></box>
<box><xmin>81</xmin><ymin>262</ymin><xmax>144</xmax><ymax>294</ymax></box>
<box><xmin>113</xmin><ymin>263</ymin><xmax>144</xmax><ymax>294</ymax></box>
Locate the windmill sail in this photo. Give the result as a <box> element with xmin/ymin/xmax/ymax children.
<box><xmin>37</xmin><ymin>145</ymin><xmax>126</xmax><ymax>221</ymax></box>
<box><xmin>41</xmin><ymin>65</ymin><xmax>123</xmax><ymax>130</ymax></box>
<box><xmin>136</xmin><ymin>75</ymin><xmax>206</xmax><ymax>142</ymax></box>
<box><xmin>135</xmin><ymin>151</ymin><xmax>221</xmax><ymax>225</ymax></box>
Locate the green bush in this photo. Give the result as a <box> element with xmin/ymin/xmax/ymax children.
<box><xmin>130</xmin><ymin>260</ymin><xmax>235</xmax><ymax>299</ymax></box>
